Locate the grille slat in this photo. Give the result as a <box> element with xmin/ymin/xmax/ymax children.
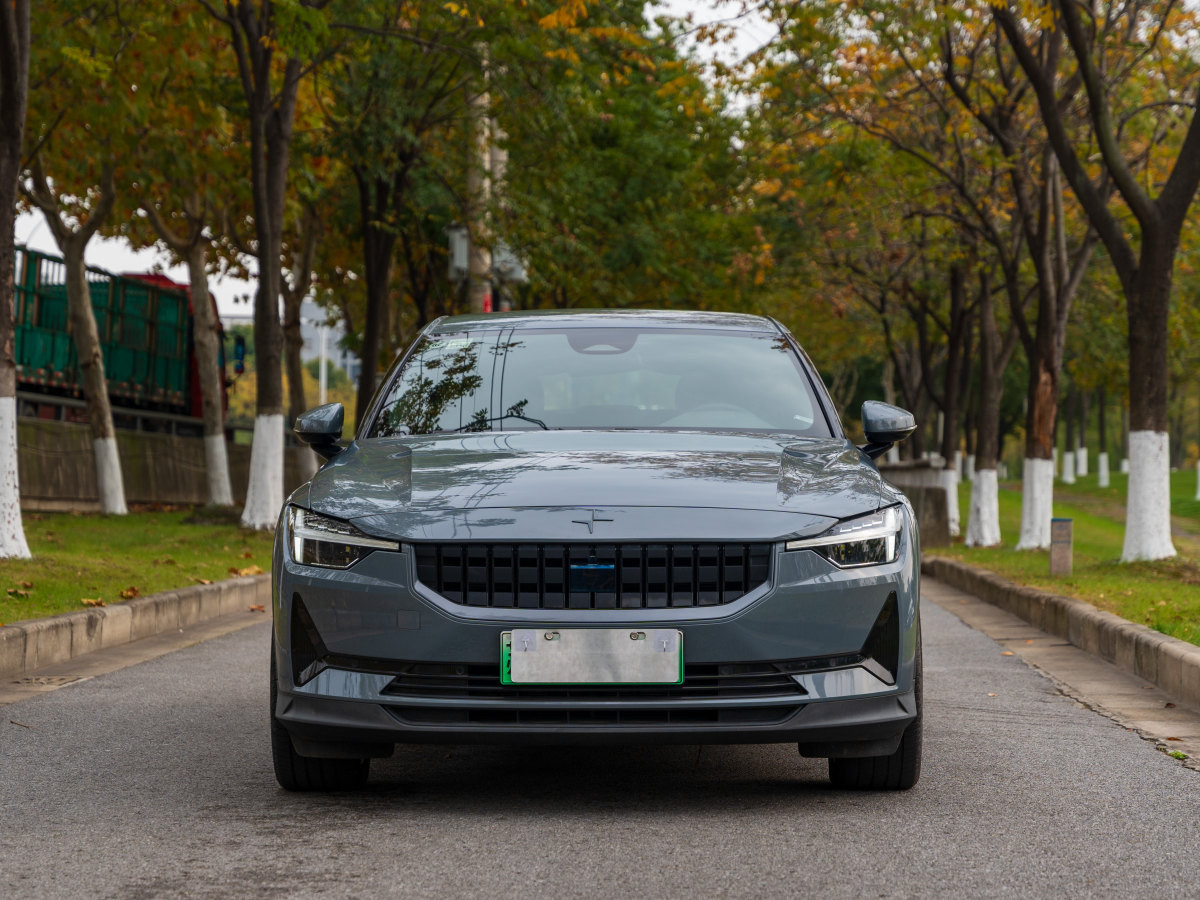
<box><xmin>414</xmin><ymin>542</ymin><xmax>770</xmax><ymax>610</ymax></box>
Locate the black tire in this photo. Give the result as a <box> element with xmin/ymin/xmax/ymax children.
<box><xmin>828</xmin><ymin>632</ymin><xmax>922</xmax><ymax>791</ymax></box>
<box><xmin>271</xmin><ymin>642</ymin><xmax>370</xmax><ymax>792</ymax></box>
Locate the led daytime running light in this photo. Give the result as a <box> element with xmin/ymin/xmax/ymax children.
<box><xmin>289</xmin><ymin>507</ymin><xmax>398</xmax><ymax>569</ymax></box>
<box><xmin>784</xmin><ymin>507</ymin><xmax>901</xmax><ymax>568</ymax></box>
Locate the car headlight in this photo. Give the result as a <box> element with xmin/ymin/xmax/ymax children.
<box><xmin>287</xmin><ymin>506</ymin><xmax>399</xmax><ymax>569</ymax></box>
<box><xmin>784</xmin><ymin>507</ymin><xmax>901</xmax><ymax>568</ymax></box>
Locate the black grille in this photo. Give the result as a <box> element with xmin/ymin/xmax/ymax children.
<box><xmin>388</xmin><ymin>705</ymin><xmax>799</xmax><ymax>727</ymax></box>
<box><xmin>413</xmin><ymin>542</ymin><xmax>771</xmax><ymax>609</ymax></box>
<box><xmin>381</xmin><ymin>661</ymin><xmax>806</xmax><ymax>702</ymax></box>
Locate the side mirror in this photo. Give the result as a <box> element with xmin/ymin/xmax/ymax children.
<box><xmin>860</xmin><ymin>401</ymin><xmax>916</xmax><ymax>460</ymax></box>
<box><xmin>295</xmin><ymin>402</ymin><xmax>345</xmax><ymax>460</ymax></box>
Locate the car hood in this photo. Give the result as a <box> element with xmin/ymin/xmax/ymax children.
<box><xmin>300</xmin><ymin>431</ymin><xmax>884</xmax><ymax>543</ymax></box>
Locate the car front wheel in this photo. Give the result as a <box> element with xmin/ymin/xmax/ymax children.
<box><xmin>270</xmin><ymin>642</ymin><xmax>370</xmax><ymax>792</ymax></box>
<box><xmin>827</xmin><ymin>632</ymin><xmax>922</xmax><ymax>791</ymax></box>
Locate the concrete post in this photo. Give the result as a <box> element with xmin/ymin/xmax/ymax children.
<box><xmin>1050</xmin><ymin>518</ymin><xmax>1073</xmax><ymax>576</ymax></box>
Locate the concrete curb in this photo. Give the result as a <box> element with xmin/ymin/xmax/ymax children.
<box><xmin>0</xmin><ymin>575</ymin><xmax>271</xmax><ymax>681</ymax></box>
<box><xmin>923</xmin><ymin>556</ymin><xmax>1200</xmax><ymax>710</ymax></box>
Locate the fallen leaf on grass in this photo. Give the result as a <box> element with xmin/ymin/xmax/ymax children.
<box><xmin>6</xmin><ymin>589</ymin><xmax>29</xmax><ymax>598</ymax></box>
<box><xmin>9</xmin><ymin>720</ymin><xmax>32</xmax><ymax>728</ymax></box>
<box><xmin>80</xmin><ymin>598</ymin><xmax>106</xmax><ymax>607</ymax></box>
<box><xmin>153</xmin><ymin>557</ymin><xmax>177</xmax><ymax>566</ymax></box>
<box><xmin>191</xmin><ymin>577</ymin><xmax>213</xmax><ymax>585</ymax></box>
<box><xmin>234</xmin><ymin>565</ymin><xmax>263</xmax><ymax>576</ymax></box>
<box><xmin>248</xmin><ymin>604</ymin><xmax>265</xmax><ymax>613</ymax></box>
<box><xmin>240</xmin><ymin>551</ymin><xmax>254</xmax><ymax>559</ymax></box>
<box><xmin>19</xmin><ymin>581</ymin><xmax>32</xmax><ymax>589</ymax></box>
<box><xmin>1001</xmin><ymin>651</ymin><xmax>1015</xmax><ymax>656</ymax></box>
<box><xmin>119</xmin><ymin>586</ymin><xmax>141</xmax><ymax>600</ymax></box>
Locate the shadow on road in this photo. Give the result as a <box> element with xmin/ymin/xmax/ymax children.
<box><xmin>262</xmin><ymin>743</ymin><xmax>871</xmax><ymax>815</ymax></box>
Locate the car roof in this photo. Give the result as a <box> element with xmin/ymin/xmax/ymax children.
<box><xmin>429</xmin><ymin>308</ymin><xmax>779</xmax><ymax>334</ymax></box>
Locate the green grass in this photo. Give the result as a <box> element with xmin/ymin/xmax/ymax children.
<box><xmin>939</xmin><ymin>470</ymin><xmax>1200</xmax><ymax>646</ymax></box>
<box><xmin>1048</xmin><ymin>468</ymin><xmax>1200</xmax><ymax>532</ymax></box>
<box><xmin>0</xmin><ymin>508</ymin><xmax>274</xmax><ymax>626</ymax></box>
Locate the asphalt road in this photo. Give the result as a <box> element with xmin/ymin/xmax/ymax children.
<box><xmin>2</xmin><ymin>599</ymin><xmax>1199</xmax><ymax>899</ymax></box>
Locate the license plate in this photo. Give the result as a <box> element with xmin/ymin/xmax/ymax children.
<box><xmin>502</xmin><ymin>629</ymin><xmax>683</xmax><ymax>685</ymax></box>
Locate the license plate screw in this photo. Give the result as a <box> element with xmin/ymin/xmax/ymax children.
<box><xmin>630</xmin><ymin>631</ymin><xmax>645</xmax><ymax>640</ymax></box>
<box><xmin>544</xmin><ymin>631</ymin><xmax>559</xmax><ymax>641</ymax></box>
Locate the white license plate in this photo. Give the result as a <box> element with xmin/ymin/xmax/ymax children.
<box><xmin>502</xmin><ymin>628</ymin><xmax>683</xmax><ymax>685</ymax></box>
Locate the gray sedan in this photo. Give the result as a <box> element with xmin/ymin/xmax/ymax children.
<box><xmin>272</xmin><ymin>310</ymin><xmax>920</xmax><ymax>791</ymax></box>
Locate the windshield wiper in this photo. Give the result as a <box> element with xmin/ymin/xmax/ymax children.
<box><xmin>448</xmin><ymin>410</ymin><xmax>549</xmax><ymax>433</ymax></box>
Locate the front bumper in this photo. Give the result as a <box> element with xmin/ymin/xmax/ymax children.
<box><xmin>271</xmin><ymin>512</ymin><xmax>921</xmax><ymax>752</ymax></box>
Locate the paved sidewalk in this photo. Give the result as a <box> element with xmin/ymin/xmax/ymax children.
<box><xmin>924</xmin><ymin>576</ymin><xmax>1200</xmax><ymax>771</ymax></box>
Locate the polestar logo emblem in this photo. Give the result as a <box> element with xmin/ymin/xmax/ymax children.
<box><xmin>570</xmin><ymin>509</ymin><xmax>613</xmax><ymax>534</ymax></box>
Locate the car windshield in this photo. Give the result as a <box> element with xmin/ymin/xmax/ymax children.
<box><xmin>368</xmin><ymin>326</ymin><xmax>831</xmax><ymax>438</ymax></box>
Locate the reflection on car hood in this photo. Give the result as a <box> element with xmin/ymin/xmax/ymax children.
<box><xmin>303</xmin><ymin>431</ymin><xmax>883</xmax><ymax>542</ymax></box>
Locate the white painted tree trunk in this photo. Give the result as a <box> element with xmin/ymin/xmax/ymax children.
<box><xmin>205</xmin><ymin>434</ymin><xmax>234</xmax><ymax>507</ymax></box>
<box><xmin>1098</xmin><ymin>452</ymin><xmax>1110</xmax><ymax>488</ymax></box>
<box><xmin>1121</xmin><ymin>431</ymin><xmax>1176</xmax><ymax>562</ymax></box>
<box><xmin>940</xmin><ymin>467</ymin><xmax>961</xmax><ymax>537</ymax></box>
<box><xmin>1120</xmin><ymin>458</ymin><xmax>1129</xmax><ymax>474</ymax></box>
<box><xmin>1052</xmin><ymin>448</ymin><xmax>1058</xmax><ymax>479</ymax></box>
<box><xmin>955</xmin><ymin>450</ymin><xmax>964</xmax><ymax>480</ymax></box>
<box><xmin>94</xmin><ymin>436</ymin><xmax>127</xmax><ymax>515</ymax></box>
<box><xmin>965</xmin><ymin>468</ymin><xmax>1001</xmax><ymax>547</ymax></box>
<box><xmin>1016</xmin><ymin>457</ymin><xmax>1054</xmax><ymax>550</ymax></box>
<box><xmin>1077</xmin><ymin>446</ymin><xmax>1089</xmax><ymax>477</ymax></box>
<box><xmin>1061</xmin><ymin>450</ymin><xmax>1076</xmax><ymax>484</ymax></box>
<box><xmin>965</xmin><ymin>454</ymin><xmax>976</xmax><ymax>482</ymax></box>
<box><xmin>241</xmin><ymin>414</ymin><xmax>284</xmax><ymax>531</ymax></box>
<box><xmin>0</xmin><ymin>398</ymin><xmax>30</xmax><ymax>558</ymax></box>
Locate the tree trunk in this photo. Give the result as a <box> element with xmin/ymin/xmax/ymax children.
<box><xmin>0</xmin><ymin>0</ymin><xmax>31</xmax><ymax>556</ymax></box>
<box><xmin>1062</xmin><ymin>392</ymin><xmax>1076</xmax><ymax>484</ymax></box>
<box><xmin>282</xmin><ymin>288</ymin><xmax>307</xmax><ymax>423</ymax></box>
<box><xmin>1017</xmin><ymin>353</ymin><xmax>1059</xmax><ymax>550</ymax></box>
<box><xmin>1076</xmin><ymin>391</ymin><xmax>1089</xmax><ymax>477</ymax></box>
<box><xmin>236</xmin><ymin>44</ymin><xmax>300</xmax><ymax>530</ymax></box>
<box><xmin>354</xmin><ymin>173</ymin><xmax>397</xmax><ymax>423</ymax></box>
<box><xmin>62</xmin><ymin>239</ymin><xmax>126</xmax><ymax>514</ymax></box>
<box><xmin>966</xmin><ymin>281</ymin><xmax>1003</xmax><ymax>547</ymax></box>
<box><xmin>1123</xmin><ymin>238</ymin><xmax>1176</xmax><ymax>560</ymax></box>
<box><xmin>1097</xmin><ymin>385</ymin><xmax>1110</xmax><ymax>488</ymax></box>
<box><xmin>184</xmin><ymin>243</ymin><xmax>233</xmax><ymax>507</ymax></box>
